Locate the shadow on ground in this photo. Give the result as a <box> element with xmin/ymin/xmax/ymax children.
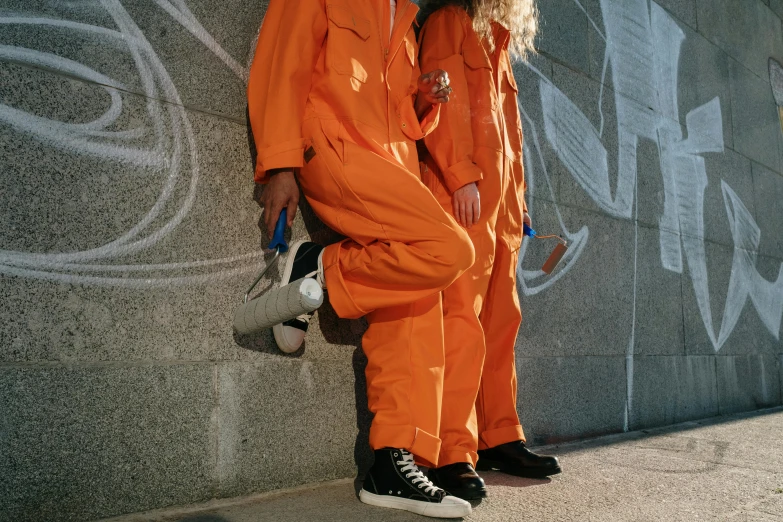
<box><xmin>479</xmin><ymin>472</ymin><xmax>552</xmax><ymax>488</ymax></box>
<box><xmin>177</xmin><ymin>515</ymin><xmax>230</xmax><ymax>522</ymax></box>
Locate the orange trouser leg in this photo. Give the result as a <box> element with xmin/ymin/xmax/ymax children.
<box><xmin>297</xmin><ymin>119</ymin><xmax>475</xmax><ymax>465</ymax></box>
<box><xmin>364</xmin><ymin>292</ymin><xmax>446</xmax><ymax>468</ymax></box>
<box><xmin>476</xmin><ymin>233</ymin><xmax>526</xmax><ymax>450</ymax></box>
<box><xmin>436</xmin><ymin>250</ymin><xmax>492</xmax><ymax>467</ymax></box>
<box><xmin>419</xmin><ymin>157</ymin><xmax>499</xmax><ymax>468</ymax></box>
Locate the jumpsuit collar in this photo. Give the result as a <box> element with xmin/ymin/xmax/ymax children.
<box><xmin>389</xmin><ymin>0</ymin><xmax>418</xmax><ymax>54</ymax></box>
<box><xmin>472</xmin><ymin>21</ymin><xmax>511</xmax><ymax>74</ymax></box>
<box><xmin>492</xmin><ymin>22</ymin><xmax>511</xmax><ymax>55</ymax></box>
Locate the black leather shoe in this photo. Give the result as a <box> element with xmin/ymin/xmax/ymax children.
<box><xmin>477</xmin><ymin>441</ymin><xmax>562</xmax><ymax>478</ymax></box>
<box><xmin>429</xmin><ymin>462</ymin><xmax>487</xmax><ymax>500</ymax></box>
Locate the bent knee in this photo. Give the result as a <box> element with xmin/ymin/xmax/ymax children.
<box><xmin>451</xmin><ymin>226</ymin><xmax>475</xmax><ymax>273</ymax></box>
<box><xmin>437</xmin><ymin>225</ymin><xmax>475</xmax><ymax>286</ymax></box>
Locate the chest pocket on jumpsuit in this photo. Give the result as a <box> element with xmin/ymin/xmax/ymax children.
<box><xmin>462</xmin><ymin>40</ymin><xmax>502</xmax><ymax>155</ymax></box>
<box><xmin>502</xmin><ymin>65</ymin><xmax>523</xmax><ymax>155</ymax></box>
<box><xmin>462</xmin><ymin>42</ymin><xmax>495</xmax><ymax>109</ymax></box>
<box><xmin>326</xmin><ymin>5</ymin><xmax>372</xmax><ymax>83</ymax></box>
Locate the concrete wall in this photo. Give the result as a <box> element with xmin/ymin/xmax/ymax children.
<box><xmin>1</xmin><ymin>0</ymin><xmax>782</xmax><ymax>520</ymax></box>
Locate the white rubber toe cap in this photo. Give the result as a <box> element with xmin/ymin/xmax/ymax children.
<box><xmin>441</xmin><ymin>495</ymin><xmax>471</xmax><ymax>506</ymax></box>
<box><xmin>422</xmin><ymin>495</ymin><xmax>472</xmax><ymax>518</ymax></box>
<box><xmin>272</xmin><ymin>323</ymin><xmax>305</xmax><ymax>353</ymax></box>
<box><xmin>359</xmin><ymin>490</ymin><xmax>472</xmax><ymax>519</ymax></box>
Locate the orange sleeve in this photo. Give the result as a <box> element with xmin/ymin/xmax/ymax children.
<box><xmin>521</xmin><ymin>136</ymin><xmax>528</xmax><ymax>213</ymax></box>
<box><xmin>247</xmin><ymin>0</ymin><xmax>327</xmax><ymax>183</ymax></box>
<box><xmin>419</xmin><ymin>9</ymin><xmax>483</xmax><ymax>194</ymax></box>
<box><xmin>510</xmin><ymin>63</ymin><xmax>528</xmax><ymax>213</ymax></box>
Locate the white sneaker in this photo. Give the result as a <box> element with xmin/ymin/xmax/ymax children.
<box><xmin>272</xmin><ymin>241</ymin><xmax>325</xmax><ymax>353</ymax></box>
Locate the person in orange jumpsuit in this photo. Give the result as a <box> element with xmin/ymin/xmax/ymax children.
<box><xmin>248</xmin><ymin>0</ymin><xmax>476</xmax><ymax>517</ymax></box>
<box><xmin>416</xmin><ymin>0</ymin><xmax>562</xmax><ymax>500</ymax></box>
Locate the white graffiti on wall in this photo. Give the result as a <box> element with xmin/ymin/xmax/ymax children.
<box><xmin>518</xmin><ymin>0</ymin><xmax>783</xmax><ymax>388</ymax></box>
<box><xmin>0</xmin><ymin>0</ymin><xmax>257</xmax><ymax>288</ymax></box>
<box><xmin>2</xmin><ymin>0</ymin><xmax>781</xmax><ymax>355</ymax></box>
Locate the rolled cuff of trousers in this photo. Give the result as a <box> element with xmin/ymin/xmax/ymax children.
<box><xmin>322</xmin><ymin>241</ymin><xmax>367</xmax><ymax>319</ymax></box>
<box><xmin>478</xmin><ymin>424</ymin><xmax>526</xmax><ymax>450</ymax></box>
<box><xmin>438</xmin><ymin>447</ymin><xmax>479</xmax><ymax>468</ymax></box>
<box><xmin>370</xmin><ymin>424</ymin><xmax>442</xmax><ymax>468</ymax></box>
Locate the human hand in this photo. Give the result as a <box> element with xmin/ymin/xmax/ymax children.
<box><xmin>258</xmin><ymin>169</ymin><xmax>299</xmax><ymax>237</ymax></box>
<box><xmin>452</xmin><ymin>182</ymin><xmax>480</xmax><ymax>228</ymax></box>
<box><xmin>418</xmin><ymin>69</ymin><xmax>452</xmax><ymax>105</ymax></box>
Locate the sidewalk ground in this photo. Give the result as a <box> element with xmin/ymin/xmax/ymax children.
<box><xmin>104</xmin><ymin>408</ymin><xmax>783</xmax><ymax>522</ymax></box>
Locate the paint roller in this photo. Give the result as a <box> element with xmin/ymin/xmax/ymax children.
<box><xmin>233</xmin><ymin>209</ymin><xmax>324</xmax><ymax>336</ymax></box>
<box><xmin>523</xmin><ymin>223</ymin><xmax>568</xmax><ymax>274</ymax></box>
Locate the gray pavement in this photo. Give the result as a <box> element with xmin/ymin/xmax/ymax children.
<box><xmin>103</xmin><ymin>408</ymin><xmax>783</xmax><ymax>522</ymax></box>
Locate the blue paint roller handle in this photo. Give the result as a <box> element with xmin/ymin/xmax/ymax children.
<box><xmin>523</xmin><ymin>223</ymin><xmax>536</xmax><ymax>238</ymax></box>
<box><xmin>242</xmin><ymin>209</ymin><xmax>289</xmax><ymax>303</ymax></box>
<box><xmin>268</xmin><ymin>209</ymin><xmax>289</xmax><ymax>253</ymax></box>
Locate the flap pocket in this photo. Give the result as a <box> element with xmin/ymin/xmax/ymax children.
<box><xmin>327</xmin><ymin>5</ymin><xmax>371</xmax><ymax>40</ymax></box>
<box><xmin>405</xmin><ymin>38</ymin><xmax>415</xmax><ymax>66</ymax></box>
<box><xmin>504</xmin><ymin>68</ymin><xmax>519</xmax><ymax>93</ymax></box>
<box><xmin>463</xmin><ymin>42</ymin><xmax>491</xmax><ymax>70</ymax></box>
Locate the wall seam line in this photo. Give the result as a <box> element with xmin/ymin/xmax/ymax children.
<box><xmin>0</xmin><ymin>57</ymin><xmax>247</xmax><ymax>125</ymax></box>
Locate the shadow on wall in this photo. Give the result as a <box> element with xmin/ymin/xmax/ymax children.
<box><xmin>304</xmin><ymin>203</ymin><xmax>374</xmax><ymax>493</ymax></box>
<box><xmin>301</xmin><ymin>201</ymin><xmax>374</xmax><ymax>495</ymax></box>
<box><xmin>240</xmin><ymin>118</ymin><xmax>374</xmax><ymax>488</ymax></box>
<box><xmin>351</xmin><ymin>348</ymin><xmax>374</xmax><ymax>496</ymax></box>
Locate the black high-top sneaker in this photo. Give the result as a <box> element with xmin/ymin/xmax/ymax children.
<box><xmin>272</xmin><ymin>241</ymin><xmax>325</xmax><ymax>353</ymax></box>
<box><xmin>360</xmin><ymin>448</ymin><xmax>472</xmax><ymax>518</ymax></box>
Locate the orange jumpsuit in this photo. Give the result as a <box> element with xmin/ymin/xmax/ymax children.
<box><xmin>418</xmin><ymin>7</ymin><xmax>528</xmax><ymax>468</ymax></box>
<box><xmin>247</xmin><ymin>0</ymin><xmax>475</xmax><ymax>467</ymax></box>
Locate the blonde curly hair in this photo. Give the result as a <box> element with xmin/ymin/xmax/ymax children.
<box><xmin>418</xmin><ymin>0</ymin><xmax>539</xmax><ymax>60</ymax></box>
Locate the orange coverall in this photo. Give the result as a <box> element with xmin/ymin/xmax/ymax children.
<box><xmin>418</xmin><ymin>6</ymin><xmax>529</xmax><ymax>467</ymax></box>
<box><xmin>247</xmin><ymin>0</ymin><xmax>474</xmax><ymax>466</ymax></box>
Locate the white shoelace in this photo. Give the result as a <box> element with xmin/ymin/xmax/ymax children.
<box><xmin>305</xmin><ymin>250</ymin><xmax>326</xmax><ymax>291</ymax></box>
<box><xmin>396</xmin><ymin>451</ymin><xmax>440</xmax><ymax>496</ymax></box>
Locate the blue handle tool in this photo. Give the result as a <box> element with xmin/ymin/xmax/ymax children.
<box><xmin>243</xmin><ymin>209</ymin><xmax>290</xmax><ymax>303</ymax></box>
<box><xmin>268</xmin><ymin>209</ymin><xmax>289</xmax><ymax>253</ymax></box>
<box><xmin>523</xmin><ymin>223</ymin><xmax>536</xmax><ymax>238</ymax></box>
